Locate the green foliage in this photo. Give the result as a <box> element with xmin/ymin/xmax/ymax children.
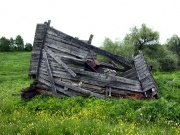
<box><xmin>158</xmin><ymin>54</ymin><xmax>179</xmax><ymax>71</ymax></box>
<box><xmin>9</xmin><ymin>37</ymin><xmax>15</xmax><ymax>51</ymax></box>
<box><xmin>0</xmin><ymin>35</ymin><xmax>31</xmax><ymax>52</ymax></box>
<box><xmin>0</xmin><ymin>52</ymin><xmax>180</xmax><ymax>134</ymax></box>
<box><xmin>24</xmin><ymin>43</ymin><xmax>32</xmax><ymax>51</ymax></box>
<box><xmin>15</xmin><ymin>35</ymin><xmax>24</xmax><ymax>51</ymax></box>
<box><xmin>99</xmin><ymin>37</ymin><xmax>134</xmax><ymax>60</ymax></box>
<box><xmin>142</xmin><ymin>45</ymin><xmax>179</xmax><ymax>71</ymax></box>
<box><xmin>125</xmin><ymin>24</ymin><xmax>159</xmax><ymax>55</ymax></box>
<box><xmin>0</xmin><ymin>37</ymin><xmax>10</xmax><ymax>51</ymax></box>
<box><xmin>145</xmin><ymin>57</ymin><xmax>160</xmax><ymax>71</ymax></box>
<box><xmin>166</xmin><ymin>34</ymin><xmax>180</xmax><ymax>57</ymax></box>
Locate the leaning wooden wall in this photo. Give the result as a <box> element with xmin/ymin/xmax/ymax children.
<box><xmin>134</xmin><ymin>54</ymin><xmax>158</xmax><ymax>97</ymax></box>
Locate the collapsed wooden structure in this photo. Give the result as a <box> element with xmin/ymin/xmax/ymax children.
<box><xmin>23</xmin><ymin>21</ymin><xmax>158</xmax><ymax>99</ymax></box>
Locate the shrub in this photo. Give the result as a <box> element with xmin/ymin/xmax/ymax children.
<box><xmin>145</xmin><ymin>57</ymin><xmax>160</xmax><ymax>71</ymax></box>
<box><xmin>158</xmin><ymin>54</ymin><xmax>179</xmax><ymax>71</ymax></box>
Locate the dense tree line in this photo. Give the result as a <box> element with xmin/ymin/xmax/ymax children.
<box><xmin>0</xmin><ymin>35</ymin><xmax>32</xmax><ymax>52</ymax></box>
<box><xmin>100</xmin><ymin>24</ymin><xmax>180</xmax><ymax>72</ymax></box>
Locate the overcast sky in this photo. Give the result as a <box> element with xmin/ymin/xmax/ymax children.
<box><xmin>1</xmin><ymin>0</ymin><xmax>180</xmax><ymax>47</ymax></box>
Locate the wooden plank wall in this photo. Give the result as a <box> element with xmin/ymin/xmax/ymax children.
<box><xmin>34</xmin><ymin>26</ymin><xmax>145</xmax><ymax>98</ymax></box>
<box><xmin>120</xmin><ymin>67</ymin><xmax>138</xmax><ymax>80</ymax></box>
<box><xmin>47</xmin><ymin>27</ymin><xmax>134</xmax><ymax>70</ymax></box>
<box><xmin>28</xmin><ymin>22</ymin><xmax>158</xmax><ymax>99</ymax></box>
<box><xmin>29</xmin><ymin>24</ymin><xmax>47</xmax><ymax>78</ymax></box>
<box><xmin>134</xmin><ymin>54</ymin><xmax>158</xmax><ymax>97</ymax></box>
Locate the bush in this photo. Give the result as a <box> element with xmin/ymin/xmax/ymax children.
<box><xmin>145</xmin><ymin>57</ymin><xmax>160</xmax><ymax>71</ymax></box>
<box><xmin>158</xmin><ymin>54</ymin><xmax>179</xmax><ymax>71</ymax></box>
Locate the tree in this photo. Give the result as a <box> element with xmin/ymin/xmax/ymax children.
<box><xmin>100</xmin><ymin>38</ymin><xmax>121</xmax><ymax>54</ymax></box>
<box><xmin>126</xmin><ymin>24</ymin><xmax>159</xmax><ymax>54</ymax></box>
<box><xmin>15</xmin><ymin>35</ymin><xmax>24</xmax><ymax>51</ymax></box>
<box><xmin>0</xmin><ymin>37</ymin><xmax>10</xmax><ymax>51</ymax></box>
<box><xmin>166</xmin><ymin>35</ymin><xmax>180</xmax><ymax>57</ymax></box>
<box><xmin>9</xmin><ymin>37</ymin><xmax>15</xmax><ymax>51</ymax></box>
<box><xmin>24</xmin><ymin>43</ymin><xmax>33</xmax><ymax>51</ymax></box>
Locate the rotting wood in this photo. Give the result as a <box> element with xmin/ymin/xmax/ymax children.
<box><xmin>43</xmin><ymin>49</ymin><xmax>57</xmax><ymax>94</ymax></box>
<box><xmin>54</xmin><ymin>79</ymin><xmax>105</xmax><ymax>99</ymax></box>
<box><xmin>44</xmin><ymin>46</ymin><xmax>77</xmax><ymax>77</ymax></box>
<box><xmin>48</xmin><ymin>27</ymin><xmax>134</xmax><ymax>68</ymax></box>
<box><xmin>26</xmin><ymin>21</ymin><xmax>159</xmax><ymax>100</ymax></box>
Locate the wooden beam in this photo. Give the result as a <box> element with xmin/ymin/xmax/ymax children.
<box><xmin>45</xmin><ymin>42</ymin><xmax>86</xmax><ymax>59</ymax></box>
<box><xmin>43</xmin><ymin>50</ymin><xmax>57</xmax><ymax>94</ymax></box>
<box><xmin>38</xmin><ymin>77</ymin><xmax>78</xmax><ymax>96</ymax></box>
<box><xmin>48</xmin><ymin>27</ymin><xmax>134</xmax><ymax>69</ymax></box>
<box><xmin>44</xmin><ymin>46</ymin><xmax>77</xmax><ymax>77</ymax></box>
<box><xmin>54</xmin><ymin>79</ymin><xmax>105</xmax><ymax>99</ymax></box>
<box><xmin>88</xmin><ymin>34</ymin><xmax>93</xmax><ymax>44</ymax></box>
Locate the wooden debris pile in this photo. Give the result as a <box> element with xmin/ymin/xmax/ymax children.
<box><xmin>23</xmin><ymin>20</ymin><xmax>158</xmax><ymax>100</ymax></box>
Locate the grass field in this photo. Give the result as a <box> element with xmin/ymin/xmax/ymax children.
<box><xmin>0</xmin><ymin>52</ymin><xmax>180</xmax><ymax>135</ymax></box>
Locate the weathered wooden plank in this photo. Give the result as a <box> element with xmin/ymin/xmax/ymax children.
<box><xmin>133</xmin><ymin>54</ymin><xmax>144</xmax><ymax>60</ymax></box>
<box><xmin>39</xmin><ymin>64</ymin><xmax>142</xmax><ymax>92</ymax></box>
<box><xmin>39</xmin><ymin>65</ymin><xmax>142</xmax><ymax>91</ymax></box>
<box><xmin>46</xmin><ymin>32</ymin><xmax>89</xmax><ymax>52</ymax></box>
<box><xmin>29</xmin><ymin>24</ymin><xmax>47</xmax><ymax>77</ymax></box>
<box><xmin>134</xmin><ymin>54</ymin><xmax>158</xmax><ymax>95</ymax></box>
<box><xmin>39</xmin><ymin>67</ymin><xmax>144</xmax><ymax>97</ymax></box>
<box><xmin>121</xmin><ymin>70</ymin><xmax>138</xmax><ymax>78</ymax></box>
<box><xmin>48</xmin><ymin>27</ymin><xmax>134</xmax><ymax>69</ymax></box>
<box><xmin>41</xmin><ymin>55</ymin><xmax>85</xmax><ymax>68</ymax></box>
<box><xmin>139</xmin><ymin>70</ymin><xmax>151</xmax><ymax>78</ymax></box>
<box><xmin>39</xmin><ymin>71</ymin><xmax>142</xmax><ymax>97</ymax></box>
<box><xmin>136</xmin><ymin>66</ymin><xmax>149</xmax><ymax>75</ymax></box>
<box><xmin>120</xmin><ymin>68</ymin><xmax>136</xmax><ymax>76</ymax></box>
<box><xmin>134</xmin><ymin>60</ymin><xmax>147</xmax><ymax>69</ymax></box>
<box><xmin>44</xmin><ymin>46</ymin><xmax>77</xmax><ymax>77</ymax></box>
<box><xmin>45</xmin><ymin>55</ymin><xmax>85</xmax><ymax>65</ymax></box>
<box><xmin>38</xmin><ymin>73</ymin><xmax>85</xmax><ymax>96</ymax></box>
<box><xmin>45</xmin><ymin>36</ymin><xmax>89</xmax><ymax>55</ymax></box>
<box><xmin>45</xmin><ymin>42</ymin><xmax>86</xmax><ymax>59</ymax></box>
<box><xmin>54</xmin><ymin>79</ymin><xmax>105</xmax><ymax>98</ymax></box>
<box><xmin>38</xmin><ymin>77</ymin><xmax>76</xmax><ymax>96</ymax></box>
<box><xmin>142</xmin><ymin>82</ymin><xmax>154</xmax><ymax>89</ymax></box>
<box><xmin>143</xmin><ymin>85</ymin><xmax>156</xmax><ymax>92</ymax></box>
<box><xmin>40</xmin><ymin>70</ymin><xmax>104</xmax><ymax>98</ymax></box>
<box><xmin>44</xmin><ymin>64</ymin><xmax>140</xmax><ymax>86</ymax></box>
<box><xmin>43</xmin><ymin>50</ymin><xmax>57</xmax><ymax>94</ymax></box>
<box><xmin>128</xmin><ymin>75</ymin><xmax>138</xmax><ymax>80</ymax></box>
<box><xmin>141</xmin><ymin>78</ymin><xmax>153</xmax><ymax>85</ymax></box>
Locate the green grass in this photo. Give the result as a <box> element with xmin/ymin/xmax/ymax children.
<box><xmin>0</xmin><ymin>52</ymin><xmax>180</xmax><ymax>135</ymax></box>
